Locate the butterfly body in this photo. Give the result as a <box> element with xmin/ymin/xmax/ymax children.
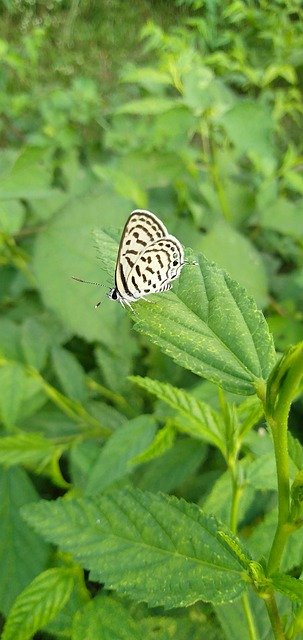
<box><xmin>110</xmin><ymin>210</ymin><xmax>185</xmax><ymax>307</ymax></box>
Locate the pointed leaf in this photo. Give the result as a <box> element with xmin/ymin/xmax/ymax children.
<box><xmin>72</xmin><ymin>594</ymin><xmax>141</xmax><ymax>640</ymax></box>
<box><xmin>2</xmin><ymin>568</ymin><xmax>75</xmax><ymax>640</ymax></box>
<box><xmin>22</xmin><ymin>488</ymin><xmax>250</xmax><ymax>608</ymax></box>
<box><xmin>0</xmin><ymin>467</ymin><xmax>49</xmax><ymax>615</ymax></box>
<box><xmin>132</xmin><ymin>254</ymin><xmax>276</xmax><ymax>395</ymax></box>
<box><xmin>130</xmin><ymin>375</ymin><xmax>224</xmax><ymax>449</ymax></box>
<box><xmin>85</xmin><ymin>415</ymin><xmax>157</xmax><ymax>495</ymax></box>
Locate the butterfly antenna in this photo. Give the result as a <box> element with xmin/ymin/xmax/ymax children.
<box><xmin>72</xmin><ymin>276</ymin><xmax>106</xmax><ymax>287</ymax></box>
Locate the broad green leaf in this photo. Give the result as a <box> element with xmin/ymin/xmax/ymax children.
<box><xmin>2</xmin><ymin>568</ymin><xmax>75</xmax><ymax>640</ymax></box>
<box><xmin>272</xmin><ymin>574</ymin><xmax>303</xmax><ymax>603</ymax></box>
<box><xmin>22</xmin><ymin>488</ymin><xmax>250</xmax><ymax>608</ymax></box>
<box><xmin>221</xmin><ymin>101</ymin><xmax>274</xmax><ymax>161</ymax></box>
<box><xmin>202</xmin><ymin>463</ymin><xmax>255</xmax><ymax>524</ymax></box>
<box><xmin>247</xmin><ymin>509</ymin><xmax>303</xmax><ymax>572</ymax></box>
<box><xmin>132</xmin><ymin>254</ymin><xmax>276</xmax><ymax>395</ymax></box>
<box><xmin>136</xmin><ymin>439</ymin><xmax>207</xmax><ymax>493</ymax></box>
<box><xmin>85</xmin><ymin>415</ymin><xmax>157</xmax><ymax>495</ymax></box>
<box><xmin>115</xmin><ymin>97</ymin><xmax>180</xmax><ymax>115</ymax></box>
<box><xmin>32</xmin><ymin>185</ymin><xmax>133</xmax><ymax>346</ymax></box>
<box><xmin>0</xmin><ymin>147</ymin><xmax>52</xmax><ymax>199</ymax></box>
<box><xmin>95</xmin><ymin>320</ymin><xmax>139</xmax><ymax>395</ymax></box>
<box><xmin>0</xmin><ymin>362</ymin><xmax>27</xmax><ymax>429</ymax></box>
<box><xmin>259</xmin><ymin>197</ymin><xmax>303</xmax><ymax>239</ymax></box>
<box><xmin>130</xmin><ymin>375</ymin><xmax>224</xmax><ymax>450</ymax></box>
<box><xmin>51</xmin><ymin>346</ymin><xmax>88</xmax><ymax>403</ymax></box>
<box><xmin>0</xmin><ymin>318</ymin><xmax>23</xmax><ymax>361</ymax></box>
<box><xmin>132</xmin><ymin>421</ymin><xmax>176</xmax><ymax>464</ymax></box>
<box><xmin>214</xmin><ymin>591</ymin><xmax>271</xmax><ymax>640</ymax></box>
<box><xmin>288</xmin><ymin>432</ymin><xmax>303</xmax><ymax>471</ymax></box>
<box><xmin>0</xmin><ymin>467</ymin><xmax>49</xmax><ymax>615</ymax></box>
<box><xmin>72</xmin><ymin>594</ymin><xmax>141</xmax><ymax>640</ymax></box>
<box><xmin>0</xmin><ymin>433</ymin><xmax>67</xmax><ymax>486</ymax></box>
<box><xmin>21</xmin><ymin>318</ymin><xmax>50</xmax><ymax>371</ymax></box>
<box><xmin>0</xmin><ymin>200</ymin><xmax>25</xmax><ymax>234</ymax></box>
<box><xmin>200</xmin><ymin>221</ymin><xmax>268</xmax><ymax>308</ymax></box>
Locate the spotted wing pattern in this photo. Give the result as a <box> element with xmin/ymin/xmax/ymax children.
<box><xmin>114</xmin><ymin>210</ymin><xmax>184</xmax><ymax>303</ymax></box>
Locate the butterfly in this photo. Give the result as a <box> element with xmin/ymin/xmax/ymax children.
<box><xmin>73</xmin><ymin>210</ymin><xmax>186</xmax><ymax>309</ymax></box>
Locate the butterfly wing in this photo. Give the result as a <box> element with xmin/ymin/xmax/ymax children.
<box><xmin>125</xmin><ymin>236</ymin><xmax>184</xmax><ymax>299</ymax></box>
<box><xmin>115</xmin><ymin>210</ymin><xmax>168</xmax><ymax>300</ymax></box>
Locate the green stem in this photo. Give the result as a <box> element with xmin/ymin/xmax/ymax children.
<box><xmin>230</xmin><ymin>471</ymin><xmax>242</xmax><ymax>534</ymax></box>
<box><xmin>267</xmin><ymin>348</ymin><xmax>303</xmax><ymax>575</ymax></box>
<box><xmin>229</xmin><ymin>464</ymin><xmax>258</xmax><ymax>640</ymax></box>
<box><xmin>206</xmin><ymin>126</ymin><xmax>233</xmax><ymax>222</ymax></box>
<box><xmin>242</xmin><ymin>593</ymin><xmax>259</xmax><ymax>640</ymax></box>
<box><xmin>264</xmin><ymin>594</ymin><xmax>285</xmax><ymax>640</ymax></box>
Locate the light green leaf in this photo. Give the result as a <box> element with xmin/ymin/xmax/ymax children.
<box><xmin>0</xmin><ymin>147</ymin><xmax>52</xmax><ymax>199</ymax></box>
<box><xmin>0</xmin><ymin>200</ymin><xmax>25</xmax><ymax>234</ymax></box>
<box><xmin>272</xmin><ymin>574</ymin><xmax>303</xmax><ymax>603</ymax></box>
<box><xmin>200</xmin><ymin>221</ymin><xmax>268</xmax><ymax>308</ymax></box>
<box><xmin>132</xmin><ymin>421</ymin><xmax>176</xmax><ymax>465</ymax></box>
<box><xmin>130</xmin><ymin>375</ymin><xmax>224</xmax><ymax>449</ymax></box>
<box><xmin>2</xmin><ymin>568</ymin><xmax>75</xmax><ymax>640</ymax></box>
<box><xmin>259</xmin><ymin>197</ymin><xmax>303</xmax><ymax>240</ymax></box>
<box><xmin>132</xmin><ymin>254</ymin><xmax>276</xmax><ymax>395</ymax></box>
<box><xmin>32</xmin><ymin>185</ymin><xmax>132</xmax><ymax>346</ymax></box>
<box><xmin>22</xmin><ymin>488</ymin><xmax>250</xmax><ymax>608</ymax></box>
<box><xmin>72</xmin><ymin>594</ymin><xmax>141</xmax><ymax>640</ymax></box>
<box><xmin>0</xmin><ymin>362</ymin><xmax>27</xmax><ymax>429</ymax></box>
<box><xmin>0</xmin><ymin>318</ymin><xmax>23</xmax><ymax>361</ymax></box>
<box><xmin>115</xmin><ymin>97</ymin><xmax>180</xmax><ymax>115</ymax></box>
<box><xmin>0</xmin><ymin>432</ymin><xmax>66</xmax><ymax>477</ymax></box>
<box><xmin>288</xmin><ymin>432</ymin><xmax>303</xmax><ymax>471</ymax></box>
<box><xmin>51</xmin><ymin>346</ymin><xmax>88</xmax><ymax>403</ymax></box>
<box><xmin>85</xmin><ymin>415</ymin><xmax>157</xmax><ymax>495</ymax></box>
<box><xmin>221</xmin><ymin>101</ymin><xmax>274</xmax><ymax>160</ymax></box>
<box><xmin>0</xmin><ymin>467</ymin><xmax>49</xmax><ymax>615</ymax></box>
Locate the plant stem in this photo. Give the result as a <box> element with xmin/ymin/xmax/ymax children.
<box><xmin>264</xmin><ymin>594</ymin><xmax>285</xmax><ymax>640</ymax></box>
<box><xmin>207</xmin><ymin>126</ymin><xmax>233</xmax><ymax>222</ymax></box>
<box><xmin>230</xmin><ymin>471</ymin><xmax>242</xmax><ymax>534</ymax></box>
<box><xmin>267</xmin><ymin>348</ymin><xmax>303</xmax><ymax>575</ymax></box>
<box><xmin>242</xmin><ymin>593</ymin><xmax>259</xmax><ymax>640</ymax></box>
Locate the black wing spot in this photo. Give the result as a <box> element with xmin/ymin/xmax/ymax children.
<box><xmin>173</xmin><ymin>260</ymin><xmax>178</xmax><ymax>266</ymax></box>
<box><xmin>136</xmin><ymin>265</ymin><xmax>141</xmax><ymax>276</ymax></box>
<box><xmin>131</xmin><ymin>276</ymin><xmax>140</xmax><ymax>293</ymax></box>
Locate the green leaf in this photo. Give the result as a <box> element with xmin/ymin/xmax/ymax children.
<box><xmin>271</xmin><ymin>574</ymin><xmax>303</xmax><ymax>603</ymax></box>
<box><xmin>200</xmin><ymin>221</ymin><xmax>268</xmax><ymax>308</ymax></box>
<box><xmin>288</xmin><ymin>432</ymin><xmax>303</xmax><ymax>471</ymax></box>
<box><xmin>132</xmin><ymin>421</ymin><xmax>176</xmax><ymax>465</ymax></box>
<box><xmin>221</xmin><ymin>101</ymin><xmax>274</xmax><ymax>161</ymax></box>
<box><xmin>0</xmin><ymin>467</ymin><xmax>49</xmax><ymax>615</ymax></box>
<box><xmin>0</xmin><ymin>432</ymin><xmax>66</xmax><ymax>478</ymax></box>
<box><xmin>21</xmin><ymin>318</ymin><xmax>50</xmax><ymax>371</ymax></box>
<box><xmin>22</xmin><ymin>488</ymin><xmax>250</xmax><ymax>608</ymax></box>
<box><xmin>72</xmin><ymin>594</ymin><xmax>141</xmax><ymax>640</ymax></box>
<box><xmin>115</xmin><ymin>97</ymin><xmax>180</xmax><ymax>115</ymax></box>
<box><xmin>214</xmin><ymin>592</ymin><xmax>270</xmax><ymax>640</ymax></box>
<box><xmin>0</xmin><ymin>200</ymin><xmax>25</xmax><ymax>234</ymax></box>
<box><xmin>0</xmin><ymin>147</ymin><xmax>52</xmax><ymax>199</ymax></box>
<box><xmin>130</xmin><ymin>375</ymin><xmax>224</xmax><ymax>450</ymax></box>
<box><xmin>51</xmin><ymin>346</ymin><xmax>88</xmax><ymax>403</ymax></box>
<box><xmin>259</xmin><ymin>197</ymin><xmax>303</xmax><ymax>240</ymax></box>
<box><xmin>85</xmin><ymin>415</ymin><xmax>157</xmax><ymax>495</ymax></box>
<box><xmin>136</xmin><ymin>438</ymin><xmax>207</xmax><ymax>493</ymax></box>
<box><xmin>0</xmin><ymin>362</ymin><xmax>27</xmax><ymax>429</ymax></box>
<box><xmin>32</xmin><ymin>185</ymin><xmax>132</xmax><ymax>346</ymax></box>
<box><xmin>2</xmin><ymin>568</ymin><xmax>75</xmax><ymax>640</ymax></box>
<box><xmin>132</xmin><ymin>254</ymin><xmax>276</xmax><ymax>395</ymax></box>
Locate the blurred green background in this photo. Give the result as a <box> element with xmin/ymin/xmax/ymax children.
<box><xmin>0</xmin><ymin>0</ymin><xmax>303</xmax><ymax>636</ymax></box>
